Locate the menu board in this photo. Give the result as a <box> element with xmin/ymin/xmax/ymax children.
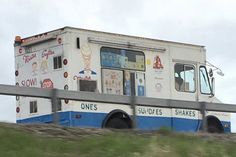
<box><xmin>101</xmin><ymin>48</ymin><xmax>145</xmax><ymax>71</ymax></box>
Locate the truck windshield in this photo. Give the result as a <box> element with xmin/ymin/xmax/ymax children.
<box><xmin>199</xmin><ymin>66</ymin><xmax>211</xmax><ymax>94</ymax></box>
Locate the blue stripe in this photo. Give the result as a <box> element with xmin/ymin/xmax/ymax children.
<box><xmin>17</xmin><ymin>111</ymin><xmax>72</xmax><ymax>126</ymax></box>
<box><xmin>71</xmin><ymin>112</ymin><xmax>106</xmax><ymax>128</ymax></box>
<box><xmin>137</xmin><ymin>116</ymin><xmax>171</xmax><ymax>130</ymax></box>
<box><xmin>172</xmin><ymin>118</ymin><xmax>200</xmax><ymax>132</ymax></box>
<box><xmin>16</xmin><ymin>111</ymin><xmax>230</xmax><ymax>132</ymax></box>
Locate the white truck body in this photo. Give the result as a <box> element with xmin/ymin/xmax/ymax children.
<box><xmin>14</xmin><ymin>27</ymin><xmax>230</xmax><ymax>132</ymax></box>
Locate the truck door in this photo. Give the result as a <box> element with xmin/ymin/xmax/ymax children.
<box><xmin>172</xmin><ymin>62</ymin><xmax>200</xmax><ymax>132</ymax></box>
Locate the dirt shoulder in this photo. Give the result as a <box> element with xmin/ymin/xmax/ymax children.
<box><xmin>1</xmin><ymin>122</ymin><xmax>236</xmax><ymax>142</ymax></box>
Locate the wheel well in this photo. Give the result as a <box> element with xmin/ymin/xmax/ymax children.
<box><xmin>102</xmin><ymin>110</ymin><xmax>132</xmax><ymax>128</ymax></box>
<box><xmin>206</xmin><ymin>116</ymin><xmax>224</xmax><ymax>133</ymax></box>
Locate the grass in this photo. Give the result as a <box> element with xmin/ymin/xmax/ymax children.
<box><xmin>0</xmin><ymin>124</ymin><xmax>236</xmax><ymax>157</ymax></box>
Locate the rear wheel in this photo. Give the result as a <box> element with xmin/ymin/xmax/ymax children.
<box><xmin>207</xmin><ymin>117</ymin><xmax>224</xmax><ymax>133</ymax></box>
<box><xmin>207</xmin><ymin>125</ymin><xmax>221</xmax><ymax>133</ymax></box>
<box><xmin>105</xmin><ymin>118</ymin><xmax>129</xmax><ymax>129</ymax></box>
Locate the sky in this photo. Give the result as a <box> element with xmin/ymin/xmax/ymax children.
<box><xmin>0</xmin><ymin>0</ymin><xmax>236</xmax><ymax>130</ymax></box>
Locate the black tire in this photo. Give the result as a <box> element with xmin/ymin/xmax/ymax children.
<box><xmin>207</xmin><ymin>125</ymin><xmax>221</xmax><ymax>133</ymax></box>
<box><xmin>105</xmin><ymin>118</ymin><xmax>129</xmax><ymax>129</ymax></box>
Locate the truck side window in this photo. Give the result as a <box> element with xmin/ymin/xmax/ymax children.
<box><xmin>30</xmin><ymin>101</ymin><xmax>37</xmax><ymax>113</ymax></box>
<box><xmin>174</xmin><ymin>63</ymin><xmax>195</xmax><ymax>92</ymax></box>
<box><xmin>53</xmin><ymin>56</ymin><xmax>62</xmax><ymax>69</ymax></box>
<box><xmin>199</xmin><ymin>66</ymin><xmax>211</xmax><ymax>94</ymax></box>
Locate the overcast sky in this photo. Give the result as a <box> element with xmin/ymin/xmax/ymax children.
<box><xmin>1</xmin><ymin>0</ymin><xmax>236</xmax><ymax>129</ymax></box>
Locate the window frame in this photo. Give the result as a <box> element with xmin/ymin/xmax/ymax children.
<box><xmin>199</xmin><ymin>65</ymin><xmax>212</xmax><ymax>95</ymax></box>
<box><xmin>100</xmin><ymin>46</ymin><xmax>146</xmax><ymax>71</ymax></box>
<box><xmin>174</xmin><ymin>63</ymin><xmax>196</xmax><ymax>93</ymax></box>
<box><xmin>30</xmin><ymin>100</ymin><xmax>37</xmax><ymax>114</ymax></box>
<box><xmin>53</xmin><ymin>55</ymin><xmax>62</xmax><ymax>70</ymax></box>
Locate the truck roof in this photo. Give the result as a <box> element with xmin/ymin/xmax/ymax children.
<box><xmin>19</xmin><ymin>26</ymin><xmax>205</xmax><ymax>48</ymax></box>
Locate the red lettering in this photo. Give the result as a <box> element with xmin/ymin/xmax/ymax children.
<box><xmin>42</xmin><ymin>50</ymin><xmax>55</xmax><ymax>59</ymax></box>
<box><xmin>21</xmin><ymin>78</ymin><xmax>37</xmax><ymax>87</ymax></box>
<box><xmin>23</xmin><ymin>53</ymin><xmax>36</xmax><ymax>63</ymax></box>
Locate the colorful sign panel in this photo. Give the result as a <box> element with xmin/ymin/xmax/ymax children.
<box><xmin>102</xmin><ymin>69</ymin><xmax>123</xmax><ymax>95</ymax></box>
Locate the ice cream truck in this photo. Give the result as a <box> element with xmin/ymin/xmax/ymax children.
<box><xmin>14</xmin><ymin>26</ymin><xmax>230</xmax><ymax>133</ymax></box>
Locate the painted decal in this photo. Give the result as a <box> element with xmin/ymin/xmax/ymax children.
<box><xmin>80</xmin><ymin>103</ymin><xmax>98</xmax><ymax>111</ymax></box>
<box><xmin>23</xmin><ymin>53</ymin><xmax>36</xmax><ymax>63</ymax></box>
<box><xmin>19</xmin><ymin>48</ymin><xmax>23</xmax><ymax>54</ymax></box>
<box><xmin>40</xmin><ymin>60</ymin><xmax>48</xmax><ymax>74</ymax></box>
<box><xmin>175</xmin><ymin>109</ymin><xmax>196</xmax><ymax>117</ymax></box>
<box><xmin>42</xmin><ymin>49</ymin><xmax>55</xmax><ymax>59</ymax></box>
<box><xmin>21</xmin><ymin>78</ymin><xmax>37</xmax><ymax>87</ymax></box>
<box><xmin>102</xmin><ymin>69</ymin><xmax>123</xmax><ymax>95</ymax></box>
<box><xmin>39</xmin><ymin>49</ymin><xmax>54</xmax><ymax>74</ymax></box>
<box><xmin>155</xmin><ymin>83</ymin><xmax>162</xmax><ymax>92</ymax></box>
<box><xmin>173</xmin><ymin>109</ymin><xmax>198</xmax><ymax>119</ymax></box>
<box><xmin>146</xmin><ymin>59</ymin><xmax>151</xmax><ymax>65</ymax></box>
<box><xmin>41</xmin><ymin>79</ymin><xmax>53</xmax><ymax>89</ymax></box>
<box><xmin>136</xmin><ymin>73</ymin><xmax>145</xmax><ymax>96</ymax></box>
<box><xmin>137</xmin><ymin>106</ymin><xmax>163</xmax><ymax>116</ymax></box>
<box><xmin>153</xmin><ymin>56</ymin><xmax>163</xmax><ymax>69</ymax></box>
<box><xmin>124</xmin><ymin>71</ymin><xmax>131</xmax><ymax>96</ymax></box>
<box><xmin>16</xmin><ymin>107</ymin><xmax>20</xmax><ymax>113</ymax></box>
<box><xmin>79</xmin><ymin>44</ymin><xmax>96</xmax><ymax>75</ymax></box>
<box><xmin>32</xmin><ymin>62</ymin><xmax>38</xmax><ymax>76</ymax></box>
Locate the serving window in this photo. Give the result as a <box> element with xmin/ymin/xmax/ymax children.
<box><xmin>100</xmin><ymin>47</ymin><xmax>145</xmax><ymax>71</ymax></box>
<box><xmin>100</xmin><ymin>47</ymin><xmax>146</xmax><ymax>96</ymax></box>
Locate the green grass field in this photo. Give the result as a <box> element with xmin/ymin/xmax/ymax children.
<box><xmin>0</xmin><ymin>123</ymin><xmax>236</xmax><ymax>157</ymax></box>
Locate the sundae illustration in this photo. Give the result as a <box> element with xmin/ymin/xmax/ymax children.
<box><xmin>79</xmin><ymin>44</ymin><xmax>96</xmax><ymax>78</ymax></box>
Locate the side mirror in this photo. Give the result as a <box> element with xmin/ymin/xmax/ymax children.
<box><xmin>209</xmin><ymin>68</ymin><xmax>213</xmax><ymax>77</ymax></box>
<box><xmin>210</xmin><ymin>77</ymin><xmax>215</xmax><ymax>97</ymax></box>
